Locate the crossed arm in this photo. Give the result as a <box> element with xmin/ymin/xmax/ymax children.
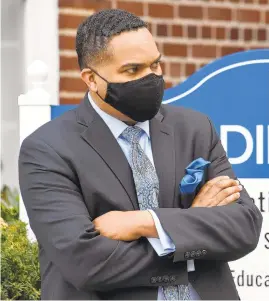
<box><xmin>108</xmin><ymin>122</ymin><xmax>263</xmax><ymax>264</ymax></box>
<box><xmin>93</xmin><ymin>121</ymin><xmax>263</xmax><ymax>264</ymax></box>
<box><xmin>18</xmin><ymin>121</ymin><xmax>262</xmax><ymax>292</ymax></box>
<box><xmin>19</xmin><ymin>138</ymin><xmax>188</xmax><ymax>292</ymax></box>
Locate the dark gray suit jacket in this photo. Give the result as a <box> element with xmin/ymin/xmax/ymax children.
<box><xmin>19</xmin><ymin>95</ymin><xmax>263</xmax><ymax>300</ymax></box>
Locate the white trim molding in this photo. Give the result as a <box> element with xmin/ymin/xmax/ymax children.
<box><xmin>163</xmin><ymin>59</ymin><xmax>269</xmax><ymax>104</ymax></box>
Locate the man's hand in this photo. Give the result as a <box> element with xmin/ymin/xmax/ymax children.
<box><xmin>192</xmin><ymin>176</ymin><xmax>242</xmax><ymax>208</ymax></box>
<box><xmin>92</xmin><ymin>210</ymin><xmax>158</xmax><ymax>241</ymax></box>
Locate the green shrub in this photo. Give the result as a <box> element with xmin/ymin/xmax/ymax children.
<box><xmin>1</xmin><ymin>185</ymin><xmax>19</xmax><ymax>223</ymax></box>
<box><xmin>1</xmin><ymin>202</ymin><xmax>19</xmax><ymax>224</ymax></box>
<box><xmin>1</xmin><ymin>186</ymin><xmax>41</xmax><ymax>300</ymax></box>
<box><xmin>1</xmin><ymin>185</ymin><xmax>20</xmax><ymax>207</ymax></box>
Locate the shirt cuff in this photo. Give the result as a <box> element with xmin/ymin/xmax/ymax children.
<box><xmin>187</xmin><ymin>259</ymin><xmax>195</xmax><ymax>272</ymax></box>
<box><xmin>147</xmin><ymin>210</ymin><xmax>196</xmax><ymax>272</ymax></box>
<box><xmin>147</xmin><ymin>209</ymin><xmax>176</xmax><ymax>256</ymax></box>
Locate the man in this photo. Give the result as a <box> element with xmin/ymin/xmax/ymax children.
<box><xmin>19</xmin><ymin>9</ymin><xmax>262</xmax><ymax>300</ymax></box>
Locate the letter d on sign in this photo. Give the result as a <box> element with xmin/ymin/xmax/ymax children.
<box><xmin>221</xmin><ymin>125</ymin><xmax>253</xmax><ymax>164</ymax></box>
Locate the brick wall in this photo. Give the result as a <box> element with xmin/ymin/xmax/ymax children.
<box><xmin>58</xmin><ymin>0</ymin><xmax>269</xmax><ymax>104</ymax></box>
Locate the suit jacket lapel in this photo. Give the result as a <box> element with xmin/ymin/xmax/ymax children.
<box><xmin>76</xmin><ymin>96</ymin><xmax>177</xmax><ymax>210</ymax></box>
<box><xmin>150</xmin><ymin>111</ymin><xmax>176</xmax><ymax>208</ymax></box>
<box><xmin>76</xmin><ymin>96</ymin><xmax>139</xmax><ymax>210</ymax></box>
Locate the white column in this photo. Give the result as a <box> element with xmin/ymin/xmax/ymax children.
<box><xmin>1</xmin><ymin>0</ymin><xmax>25</xmax><ymax>189</ymax></box>
<box><xmin>18</xmin><ymin>60</ymin><xmax>52</xmax><ymax>241</ymax></box>
<box><xmin>24</xmin><ymin>0</ymin><xmax>59</xmax><ymax>105</ymax></box>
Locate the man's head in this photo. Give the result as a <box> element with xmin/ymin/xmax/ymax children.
<box><xmin>76</xmin><ymin>9</ymin><xmax>163</xmax><ymax>123</ymax></box>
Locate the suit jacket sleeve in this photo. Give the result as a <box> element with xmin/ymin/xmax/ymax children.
<box><xmin>153</xmin><ymin>116</ymin><xmax>263</xmax><ymax>263</ymax></box>
<box><xmin>19</xmin><ymin>137</ymin><xmax>187</xmax><ymax>292</ymax></box>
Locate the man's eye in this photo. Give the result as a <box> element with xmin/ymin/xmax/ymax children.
<box><xmin>151</xmin><ymin>61</ymin><xmax>161</xmax><ymax>69</ymax></box>
<box><xmin>126</xmin><ymin>67</ymin><xmax>138</xmax><ymax>74</ymax></box>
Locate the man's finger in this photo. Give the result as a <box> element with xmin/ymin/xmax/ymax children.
<box><xmin>205</xmin><ymin>179</ymin><xmax>240</xmax><ymax>199</ymax></box>
<box><xmin>196</xmin><ymin>176</ymin><xmax>230</xmax><ymax>197</ymax></box>
<box><xmin>216</xmin><ymin>192</ymin><xmax>241</xmax><ymax>206</ymax></box>
<box><xmin>216</xmin><ymin>185</ymin><xmax>242</xmax><ymax>201</ymax></box>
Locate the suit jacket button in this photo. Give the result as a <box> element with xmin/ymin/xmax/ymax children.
<box><xmin>202</xmin><ymin>249</ymin><xmax>207</xmax><ymax>255</ymax></box>
<box><xmin>196</xmin><ymin>250</ymin><xmax>202</xmax><ymax>257</ymax></box>
<box><xmin>184</xmin><ymin>251</ymin><xmax>190</xmax><ymax>259</ymax></box>
<box><xmin>190</xmin><ymin>251</ymin><xmax>196</xmax><ymax>258</ymax></box>
<box><xmin>157</xmin><ymin>276</ymin><xmax>163</xmax><ymax>283</ymax></box>
<box><xmin>170</xmin><ymin>276</ymin><xmax>176</xmax><ymax>283</ymax></box>
<box><xmin>163</xmin><ymin>275</ymin><xmax>169</xmax><ymax>283</ymax></box>
<box><xmin>151</xmin><ymin>277</ymin><xmax>157</xmax><ymax>284</ymax></box>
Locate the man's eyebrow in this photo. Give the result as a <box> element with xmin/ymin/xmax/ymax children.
<box><xmin>119</xmin><ymin>54</ymin><xmax>162</xmax><ymax>70</ymax></box>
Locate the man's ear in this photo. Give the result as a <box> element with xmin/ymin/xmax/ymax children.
<box><xmin>80</xmin><ymin>69</ymin><xmax>98</xmax><ymax>92</ymax></box>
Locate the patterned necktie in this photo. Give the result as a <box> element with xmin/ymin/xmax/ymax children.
<box><xmin>121</xmin><ymin>126</ymin><xmax>191</xmax><ymax>300</ymax></box>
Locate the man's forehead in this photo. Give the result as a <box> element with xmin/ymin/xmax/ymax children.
<box><xmin>108</xmin><ymin>28</ymin><xmax>159</xmax><ymax>66</ymax></box>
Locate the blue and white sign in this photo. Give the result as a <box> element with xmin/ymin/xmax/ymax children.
<box><xmin>164</xmin><ymin>49</ymin><xmax>269</xmax><ymax>179</ymax></box>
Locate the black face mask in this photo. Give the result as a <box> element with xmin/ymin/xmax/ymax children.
<box><xmin>91</xmin><ymin>69</ymin><xmax>165</xmax><ymax>122</ymax></box>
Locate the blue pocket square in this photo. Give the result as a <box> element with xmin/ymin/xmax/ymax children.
<box><xmin>180</xmin><ymin>158</ymin><xmax>211</xmax><ymax>194</ymax></box>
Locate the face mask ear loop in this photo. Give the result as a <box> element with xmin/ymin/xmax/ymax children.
<box><xmin>96</xmin><ymin>90</ymin><xmax>106</xmax><ymax>102</ymax></box>
<box><xmin>87</xmin><ymin>66</ymin><xmax>109</xmax><ymax>101</ymax></box>
<box><xmin>88</xmin><ymin>66</ymin><xmax>109</xmax><ymax>83</ymax></box>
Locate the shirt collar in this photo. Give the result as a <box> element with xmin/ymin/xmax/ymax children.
<box><xmin>88</xmin><ymin>92</ymin><xmax>150</xmax><ymax>139</ymax></box>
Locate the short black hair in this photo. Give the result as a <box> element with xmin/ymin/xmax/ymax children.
<box><xmin>75</xmin><ymin>9</ymin><xmax>147</xmax><ymax>70</ymax></box>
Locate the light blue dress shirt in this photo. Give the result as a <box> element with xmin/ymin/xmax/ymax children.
<box><xmin>88</xmin><ymin>93</ymin><xmax>200</xmax><ymax>300</ymax></box>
